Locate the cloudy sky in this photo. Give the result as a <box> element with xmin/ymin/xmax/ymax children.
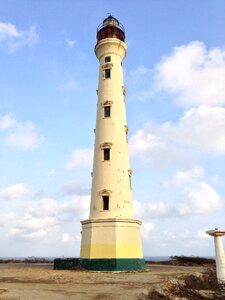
<box><xmin>0</xmin><ymin>0</ymin><xmax>225</xmax><ymax>258</ymax></box>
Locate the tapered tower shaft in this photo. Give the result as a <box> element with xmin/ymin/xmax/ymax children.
<box><xmin>90</xmin><ymin>36</ymin><xmax>133</xmax><ymax>219</ymax></box>
<box><xmin>80</xmin><ymin>16</ymin><xmax>144</xmax><ymax>271</ymax></box>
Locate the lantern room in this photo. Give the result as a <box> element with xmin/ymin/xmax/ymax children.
<box><xmin>97</xmin><ymin>15</ymin><xmax>125</xmax><ymax>43</ymax></box>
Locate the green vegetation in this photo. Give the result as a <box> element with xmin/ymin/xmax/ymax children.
<box><xmin>170</xmin><ymin>256</ymin><xmax>215</xmax><ymax>265</ymax></box>
<box><xmin>146</xmin><ymin>255</ymin><xmax>215</xmax><ymax>266</ymax></box>
<box><xmin>0</xmin><ymin>257</ymin><xmax>52</xmax><ymax>264</ymax></box>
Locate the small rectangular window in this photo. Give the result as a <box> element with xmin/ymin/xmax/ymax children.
<box><xmin>105</xmin><ymin>69</ymin><xmax>111</xmax><ymax>78</ymax></box>
<box><xmin>104</xmin><ymin>148</ymin><xmax>110</xmax><ymax>160</ymax></box>
<box><xmin>105</xmin><ymin>56</ymin><xmax>111</xmax><ymax>63</ymax></box>
<box><xmin>103</xmin><ymin>196</ymin><xmax>109</xmax><ymax>210</ymax></box>
<box><xmin>129</xmin><ymin>175</ymin><xmax>132</xmax><ymax>189</ymax></box>
<box><xmin>104</xmin><ymin>106</ymin><xmax>111</xmax><ymax>118</ymax></box>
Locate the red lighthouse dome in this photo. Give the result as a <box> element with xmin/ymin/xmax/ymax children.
<box><xmin>97</xmin><ymin>15</ymin><xmax>125</xmax><ymax>43</ymax></box>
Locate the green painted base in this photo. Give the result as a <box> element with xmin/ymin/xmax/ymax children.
<box><xmin>80</xmin><ymin>258</ymin><xmax>145</xmax><ymax>271</ymax></box>
<box><xmin>53</xmin><ymin>258</ymin><xmax>145</xmax><ymax>271</ymax></box>
<box><xmin>54</xmin><ymin>258</ymin><xmax>81</xmax><ymax>270</ymax></box>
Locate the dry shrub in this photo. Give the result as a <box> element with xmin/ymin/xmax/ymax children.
<box><xmin>184</xmin><ymin>269</ymin><xmax>218</xmax><ymax>290</ymax></box>
<box><xmin>147</xmin><ymin>269</ymin><xmax>224</xmax><ymax>300</ymax></box>
<box><xmin>147</xmin><ymin>289</ymin><xmax>170</xmax><ymax>300</ymax></box>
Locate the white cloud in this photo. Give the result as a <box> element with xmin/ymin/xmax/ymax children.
<box><xmin>141</xmin><ymin>222</ymin><xmax>155</xmax><ymax>239</ymax></box>
<box><xmin>0</xmin><ymin>183</ymin><xmax>87</xmax><ymax>243</ymax></box>
<box><xmin>129</xmin><ymin>122</ymin><xmax>196</xmax><ymax>169</ymax></box>
<box><xmin>22</xmin><ymin>214</ymin><xmax>57</xmax><ymax>230</ymax></box>
<box><xmin>127</xmin><ymin>42</ymin><xmax>225</xmax><ymax>105</ymax></box>
<box><xmin>196</xmin><ymin>229</ymin><xmax>210</xmax><ymax>239</ymax></box>
<box><xmin>0</xmin><ymin>183</ymin><xmax>31</xmax><ymax>201</ymax></box>
<box><xmin>134</xmin><ymin>166</ymin><xmax>224</xmax><ymax>219</ymax></box>
<box><xmin>66</xmin><ymin>148</ymin><xmax>93</xmax><ymax>169</ymax></box>
<box><xmin>163</xmin><ymin>166</ymin><xmax>204</xmax><ymax>188</ymax></box>
<box><xmin>0</xmin><ymin>21</ymin><xmax>38</xmax><ymax>51</ymax></box>
<box><xmin>10</xmin><ymin>228</ymin><xmax>47</xmax><ymax>240</ymax></box>
<box><xmin>6</xmin><ymin>191</ymin><xmax>89</xmax><ymax>242</ymax></box>
<box><xmin>65</xmin><ymin>38</ymin><xmax>76</xmax><ymax>48</ymax></box>
<box><xmin>62</xmin><ymin>233</ymin><xmax>74</xmax><ymax>243</ymax></box>
<box><xmin>0</xmin><ymin>114</ymin><xmax>16</xmax><ymax>131</ymax></box>
<box><xmin>63</xmin><ymin>176</ymin><xmax>90</xmax><ymax>195</ymax></box>
<box><xmin>60</xmin><ymin>196</ymin><xmax>90</xmax><ymax>221</ymax></box>
<box><xmin>0</xmin><ymin>213</ymin><xmax>16</xmax><ymax>227</ymax></box>
<box><xmin>161</xmin><ymin>229</ymin><xmax>176</xmax><ymax>242</ymax></box>
<box><xmin>178</xmin><ymin>181</ymin><xmax>224</xmax><ymax>215</ymax></box>
<box><xmin>6</xmin><ymin>128</ymin><xmax>43</xmax><ymax>151</ymax></box>
<box><xmin>155</xmin><ymin>41</ymin><xmax>225</xmax><ymax>107</ymax></box>
<box><xmin>9</xmin><ymin>213</ymin><xmax>57</xmax><ymax>241</ymax></box>
<box><xmin>134</xmin><ymin>200</ymin><xmax>174</xmax><ymax>219</ymax></box>
<box><xmin>130</xmin><ymin>106</ymin><xmax>225</xmax><ymax>169</ymax></box>
<box><xmin>0</xmin><ymin>114</ymin><xmax>44</xmax><ymax>151</ymax></box>
<box><xmin>28</xmin><ymin>194</ymin><xmax>90</xmax><ymax>221</ymax></box>
<box><xmin>174</xmin><ymin>106</ymin><xmax>225</xmax><ymax>155</ymax></box>
<box><xmin>28</xmin><ymin>197</ymin><xmax>59</xmax><ymax>218</ymax></box>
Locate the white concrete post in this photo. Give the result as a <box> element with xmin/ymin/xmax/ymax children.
<box><xmin>206</xmin><ymin>229</ymin><xmax>225</xmax><ymax>289</ymax></box>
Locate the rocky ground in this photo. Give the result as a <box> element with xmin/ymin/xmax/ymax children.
<box><xmin>0</xmin><ymin>263</ymin><xmax>224</xmax><ymax>299</ymax></box>
<box><xmin>146</xmin><ymin>268</ymin><xmax>224</xmax><ymax>299</ymax></box>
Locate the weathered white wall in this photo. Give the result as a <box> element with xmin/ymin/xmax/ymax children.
<box><xmin>90</xmin><ymin>38</ymin><xmax>133</xmax><ymax>219</ymax></box>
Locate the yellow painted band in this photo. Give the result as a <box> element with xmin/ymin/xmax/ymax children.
<box><xmin>80</xmin><ymin>243</ymin><xmax>143</xmax><ymax>259</ymax></box>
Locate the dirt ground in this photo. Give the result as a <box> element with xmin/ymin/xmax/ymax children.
<box><xmin>0</xmin><ymin>263</ymin><xmax>210</xmax><ymax>300</ymax></box>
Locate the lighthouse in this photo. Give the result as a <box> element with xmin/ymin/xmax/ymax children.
<box><xmin>79</xmin><ymin>16</ymin><xmax>145</xmax><ymax>271</ymax></box>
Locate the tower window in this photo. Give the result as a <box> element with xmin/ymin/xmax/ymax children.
<box><xmin>128</xmin><ymin>169</ymin><xmax>132</xmax><ymax>189</ymax></box>
<box><xmin>104</xmin><ymin>106</ymin><xmax>111</xmax><ymax>118</ymax></box>
<box><xmin>129</xmin><ymin>174</ymin><xmax>132</xmax><ymax>189</ymax></box>
<box><xmin>103</xmin><ymin>196</ymin><xmax>109</xmax><ymax>210</ymax></box>
<box><xmin>105</xmin><ymin>69</ymin><xmax>111</xmax><ymax>78</ymax></box>
<box><xmin>125</xmin><ymin>125</ymin><xmax>128</xmax><ymax>143</ymax></box>
<box><xmin>105</xmin><ymin>56</ymin><xmax>111</xmax><ymax>63</ymax></box>
<box><xmin>104</xmin><ymin>148</ymin><xmax>110</xmax><ymax>160</ymax></box>
<box><xmin>102</xmin><ymin>101</ymin><xmax>113</xmax><ymax>118</ymax></box>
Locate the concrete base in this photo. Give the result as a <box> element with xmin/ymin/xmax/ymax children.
<box><xmin>80</xmin><ymin>218</ymin><xmax>143</xmax><ymax>259</ymax></box>
<box><xmin>80</xmin><ymin>258</ymin><xmax>145</xmax><ymax>271</ymax></box>
<box><xmin>53</xmin><ymin>258</ymin><xmax>145</xmax><ymax>271</ymax></box>
<box><xmin>53</xmin><ymin>258</ymin><xmax>81</xmax><ymax>270</ymax></box>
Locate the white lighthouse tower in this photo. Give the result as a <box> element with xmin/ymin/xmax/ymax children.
<box><xmin>80</xmin><ymin>16</ymin><xmax>145</xmax><ymax>271</ymax></box>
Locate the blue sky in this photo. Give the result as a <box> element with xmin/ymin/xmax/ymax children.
<box><xmin>0</xmin><ymin>0</ymin><xmax>225</xmax><ymax>257</ymax></box>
